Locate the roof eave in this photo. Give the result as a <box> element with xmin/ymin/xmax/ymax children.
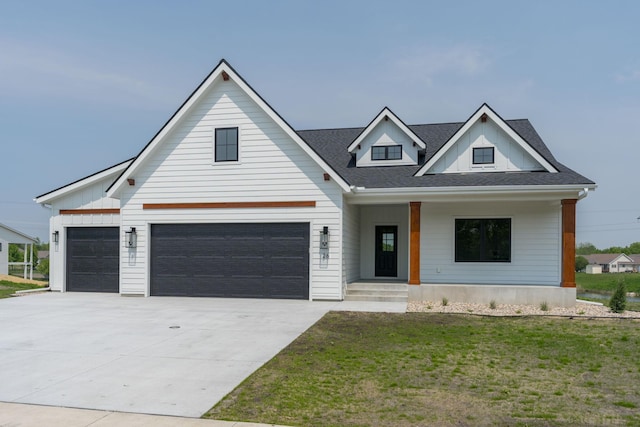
<box><xmin>346</xmin><ymin>183</ymin><xmax>596</xmax><ymax>202</ymax></box>
<box><xmin>35</xmin><ymin>159</ymin><xmax>133</xmax><ymax>204</ymax></box>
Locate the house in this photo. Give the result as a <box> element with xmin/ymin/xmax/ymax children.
<box><xmin>583</xmin><ymin>253</ymin><xmax>635</xmax><ymax>273</ymax></box>
<box><xmin>0</xmin><ymin>223</ymin><xmax>37</xmax><ymax>279</ymax></box>
<box><xmin>628</xmin><ymin>255</ymin><xmax>640</xmax><ymax>272</ymax></box>
<box><xmin>35</xmin><ymin>59</ymin><xmax>595</xmax><ymax>306</ymax></box>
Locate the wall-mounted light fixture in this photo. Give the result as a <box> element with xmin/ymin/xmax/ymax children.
<box><xmin>320</xmin><ymin>226</ymin><xmax>329</xmax><ymax>249</ymax></box>
<box><xmin>52</xmin><ymin>230</ymin><xmax>59</xmax><ymax>244</ymax></box>
<box><xmin>125</xmin><ymin>227</ymin><xmax>137</xmax><ymax>248</ymax></box>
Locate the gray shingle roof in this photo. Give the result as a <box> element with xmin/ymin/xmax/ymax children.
<box><xmin>297</xmin><ymin>119</ymin><xmax>594</xmax><ymax>189</ymax></box>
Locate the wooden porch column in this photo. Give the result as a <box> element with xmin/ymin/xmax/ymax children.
<box><xmin>561</xmin><ymin>199</ymin><xmax>577</xmax><ymax>288</ymax></box>
<box><xmin>409</xmin><ymin>202</ymin><xmax>421</xmax><ymax>285</ymax></box>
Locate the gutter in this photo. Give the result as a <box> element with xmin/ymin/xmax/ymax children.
<box><xmin>349</xmin><ymin>184</ymin><xmax>596</xmax><ymax>197</ymax></box>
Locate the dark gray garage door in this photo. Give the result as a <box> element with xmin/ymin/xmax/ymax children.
<box><xmin>150</xmin><ymin>223</ymin><xmax>309</xmax><ymax>299</ymax></box>
<box><xmin>66</xmin><ymin>227</ymin><xmax>119</xmax><ymax>293</ymax></box>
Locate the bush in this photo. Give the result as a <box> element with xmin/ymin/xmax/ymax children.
<box><xmin>36</xmin><ymin>258</ymin><xmax>49</xmax><ymax>278</ymax></box>
<box><xmin>609</xmin><ymin>280</ymin><xmax>627</xmax><ymax>313</ymax></box>
<box><xmin>575</xmin><ymin>256</ymin><xmax>588</xmax><ymax>272</ymax></box>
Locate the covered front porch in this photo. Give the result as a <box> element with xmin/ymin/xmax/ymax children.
<box><xmin>342</xmin><ymin>196</ymin><xmax>579</xmax><ymax>307</ymax></box>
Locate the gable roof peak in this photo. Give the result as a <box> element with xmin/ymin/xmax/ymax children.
<box><xmin>105</xmin><ymin>59</ymin><xmax>350</xmax><ymax>197</ymax></box>
<box><xmin>347</xmin><ymin>106</ymin><xmax>426</xmax><ymax>153</ymax></box>
<box><xmin>414</xmin><ymin>103</ymin><xmax>559</xmax><ymax>176</ymax></box>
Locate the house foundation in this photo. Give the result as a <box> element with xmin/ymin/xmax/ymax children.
<box><xmin>408</xmin><ymin>284</ymin><xmax>577</xmax><ymax>308</ymax></box>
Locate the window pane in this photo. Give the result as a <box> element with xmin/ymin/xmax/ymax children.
<box><xmin>473</xmin><ymin>147</ymin><xmax>494</xmax><ymax>164</ymax></box>
<box><xmin>455</xmin><ymin>218</ymin><xmax>510</xmax><ymax>262</ymax></box>
<box><xmin>371</xmin><ymin>145</ymin><xmax>402</xmax><ymax>161</ymax></box>
<box><xmin>455</xmin><ymin>219</ymin><xmax>482</xmax><ymax>262</ymax></box>
<box><xmin>387</xmin><ymin>146</ymin><xmax>402</xmax><ymax>160</ymax></box>
<box><xmin>382</xmin><ymin>233</ymin><xmax>395</xmax><ymax>252</ymax></box>
<box><xmin>484</xmin><ymin>219</ymin><xmax>511</xmax><ymax>261</ymax></box>
<box><xmin>215</xmin><ymin>128</ymin><xmax>238</xmax><ymax>162</ymax></box>
<box><xmin>372</xmin><ymin>146</ymin><xmax>386</xmax><ymax>160</ymax></box>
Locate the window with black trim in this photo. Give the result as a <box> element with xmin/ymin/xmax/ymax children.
<box><xmin>455</xmin><ymin>218</ymin><xmax>511</xmax><ymax>262</ymax></box>
<box><xmin>371</xmin><ymin>145</ymin><xmax>402</xmax><ymax>160</ymax></box>
<box><xmin>215</xmin><ymin>127</ymin><xmax>238</xmax><ymax>162</ymax></box>
<box><xmin>472</xmin><ymin>147</ymin><xmax>494</xmax><ymax>164</ymax></box>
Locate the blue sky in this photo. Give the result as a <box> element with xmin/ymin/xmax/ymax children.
<box><xmin>1</xmin><ymin>0</ymin><xmax>639</xmax><ymax>247</ymax></box>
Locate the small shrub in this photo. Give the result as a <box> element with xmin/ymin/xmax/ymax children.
<box><xmin>609</xmin><ymin>279</ymin><xmax>627</xmax><ymax>313</ymax></box>
<box><xmin>442</xmin><ymin>297</ymin><xmax>449</xmax><ymax>306</ymax></box>
<box><xmin>489</xmin><ymin>300</ymin><xmax>497</xmax><ymax>310</ymax></box>
<box><xmin>540</xmin><ymin>301</ymin><xmax>549</xmax><ymax>312</ymax></box>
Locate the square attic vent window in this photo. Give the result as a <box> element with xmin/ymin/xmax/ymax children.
<box><xmin>472</xmin><ymin>147</ymin><xmax>494</xmax><ymax>164</ymax></box>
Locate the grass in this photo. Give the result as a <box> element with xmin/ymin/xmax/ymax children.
<box><xmin>206</xmin><ymin>312</ymin><xmax>640</xmax><ymax>427</ymax></box>
<box><xmin>576</xmin><ymin>272</ymin><xmax>640</xmax><ymax>293</ymax></box>
<box><xmin>0</xmin><ymin>280</ymin><xmax>45</xmax><ymax>299</ymax></box>
<box><xmin>576</xmin><ymin>272</ymin><xmax>640</xmax><ymax>312</ymax></box>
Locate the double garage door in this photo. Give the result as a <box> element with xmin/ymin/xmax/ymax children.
<box><xmin>66</xmin><ymin>224</ymin><xmax>309</xmax><ymax>299</ymax></box>
<box><xmin>150</xmin><ymin>223</ymin><xmax>310</xmax><ymax>299</ymax></box>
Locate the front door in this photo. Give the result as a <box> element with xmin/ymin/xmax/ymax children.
<box><xmin>375</xmin><ymin>225</ymin><xmax>398</xmax><ymax>277</ymax></box>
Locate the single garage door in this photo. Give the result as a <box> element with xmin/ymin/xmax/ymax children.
<box><xmin>150</xmin><ymin>223</ymin><xmax>309</xmax><ymax>299</ymax></box>
<box><xmin>66</xmin><ymin>227</ymin><xmax>119</xmax><ymax>293</ymax></box>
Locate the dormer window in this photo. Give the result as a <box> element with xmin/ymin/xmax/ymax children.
<box><xmin>472</xmin><ymin>147</ymin><xmax>494</xmax><ymax>165</ymax></box>
<box><xmin>372</xmin><ymin>145</ymin><xmax>402</xmax><ymax>161</ymax></box>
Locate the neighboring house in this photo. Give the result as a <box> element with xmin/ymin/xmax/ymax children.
<box><xmin>35</xmin><ymin>59</ymin><xmax>596</xmax><ymax>306</ymax></box>
<box><xmin>583</xmin><ymin>254</ymin><xmax>635</xmax><ymax>274</ymax></box>
<box><xmin>0</xmin><ymin>223</ymin><xmax>37</xmax><ymax>278</ymax></box>
<box><xmin>628</xmin><ymin>255</ymin><xmax>640</xmax><ymax>272</ymax></box>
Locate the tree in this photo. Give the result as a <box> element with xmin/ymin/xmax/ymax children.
<box><xmin>575</xmin><ymin>255</ymin><xmax>588</xmax><ymax>272</ymax></box>
<box><xmin>627</xmin><ymin>242</ymin><xmax>640</xmax><ymax>254</ymax></box>
<box><xmin>576</xmin><ymin>242</ymin><xmax>598</xmax><ymax>255</ymax></box>
<box><xmin>609</xmin><ymin>279</ymin><xmax>627</xmax><ymax>313</ymax></box>
<box><xmin>36</xmin><ymin>258</ymin><xmax>49</xmax><ymax>278</ymax></box>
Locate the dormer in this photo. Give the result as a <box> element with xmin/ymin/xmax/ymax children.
<box><xmin>348</xmin><ymin>107</ymin><xmax>426</xmax><ymax>167</ymax></box>
<box><xmin>415</xmin><ymin>104</ymin><xmax>558</xmax><ymax>176</ymax></box>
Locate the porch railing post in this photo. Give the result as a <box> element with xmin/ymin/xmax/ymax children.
<box><xmin>409</xmin><ymin>202</ymin><xmax>421</xmax><ymax>285</ymax></box>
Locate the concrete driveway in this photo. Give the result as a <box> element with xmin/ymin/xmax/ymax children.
<box><xmin>0</xmin><ymin>293</ymin><xmax>407</xmax><ymax>418</ymax></box>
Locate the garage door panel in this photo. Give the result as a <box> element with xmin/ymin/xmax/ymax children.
<box><xmin>66</xmin><ymin>227</ymin><xmax>119</xmax><ymax>293</ymax></box>
<box><xmin>151</xmin><ymin>223</ymin><xmax>309</xmax><ymax>299</ymax></box>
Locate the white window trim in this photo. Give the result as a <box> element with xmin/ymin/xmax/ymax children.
<box><xmin>470</xmin><ymin>145</ymin><xmax>497</xmax><ymax>171</ymax></box>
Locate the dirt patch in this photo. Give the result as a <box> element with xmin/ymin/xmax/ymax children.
<box><xmin>0</xmin><ymin>274</ymin><xmax>48</xmax><ymax>286</ymax></box>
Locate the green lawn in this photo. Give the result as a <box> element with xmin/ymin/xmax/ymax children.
<box><xmin>206</xmin><ymin>312</ymin><xmax>640</xmax><ymax>427</ymax></box>
<box><xmin>0</xmin><ymin>280</ymin><xmax>45</xmax><ymax>299</ymax></box>
<box><xmin>576</xmin><ymin>273</ymin><xmax>640</xmax><ymax>311</ymax></box>
<box><xmin>576</xmin><ymin>272</ymin><xmax>640</xmax><ymax>293</ymax></box>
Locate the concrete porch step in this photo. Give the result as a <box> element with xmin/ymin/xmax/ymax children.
<box><xmin>344</xmin><ymin>282</ymin><xmax>408</xmax><ymax>302</ymax></box>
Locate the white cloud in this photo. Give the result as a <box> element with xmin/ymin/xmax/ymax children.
<box><xmin>0</xmin><ymin>39</ymin><xmax>182</xmax><ymax>108</ymax></box>
<box><xmin>390</xmin><ymin>43</ymin><xmax>492</xmax><ymax>86</ymax></box>
<box><xmin>615</xmin><ymin>69</ymin><xmax>640</xmax><ymax>82</ymax></box>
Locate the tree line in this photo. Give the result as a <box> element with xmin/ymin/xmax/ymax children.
<box><xmin>576</xmin><ymin>242</ymin><xmax>640</xmax><ymax>256</ymax></box>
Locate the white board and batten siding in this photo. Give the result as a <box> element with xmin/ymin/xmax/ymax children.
<box><xmin>118</xmin><ymin>78</ymin><xmax>344</xmax><ymax>299</ymax></box>
<box><xmin>421</xmin><ymin>201</ymin><xmax>561</xmax><ymax>286</ymax></box>
<box><xmin>47</xmin><ymin>178</ymin><xmax>121</xmax><ymax>291</ymax></box>
<box><xmin>355</xmin><ymin>120</ymin><xmax>419</xmax><ymax>167</ymax></box>
<box><xmin>429</xmin><ymin>120</ymin><xmax>544</xmax><ymax>173</ymax></box>
<box><xmin>342</xmin><ymin>202</ymin><xmax>361</xmax><ymax>285</ymax></box>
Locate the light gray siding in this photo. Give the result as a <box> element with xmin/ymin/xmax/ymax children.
<box><xmin>359</xmin><ymin>204</ymin><xmax>409</xmax><ymax>280</ymax></box>
<box><xmin>421</xmin><ymin>201</ymin><xmax>561</xmax><ymax>286</ymax></box>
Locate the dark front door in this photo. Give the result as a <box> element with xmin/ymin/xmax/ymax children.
<box><xmin>375</xmin><ymin>225</ymin><xmax>398</xmax><ymax>277</ymax></box>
